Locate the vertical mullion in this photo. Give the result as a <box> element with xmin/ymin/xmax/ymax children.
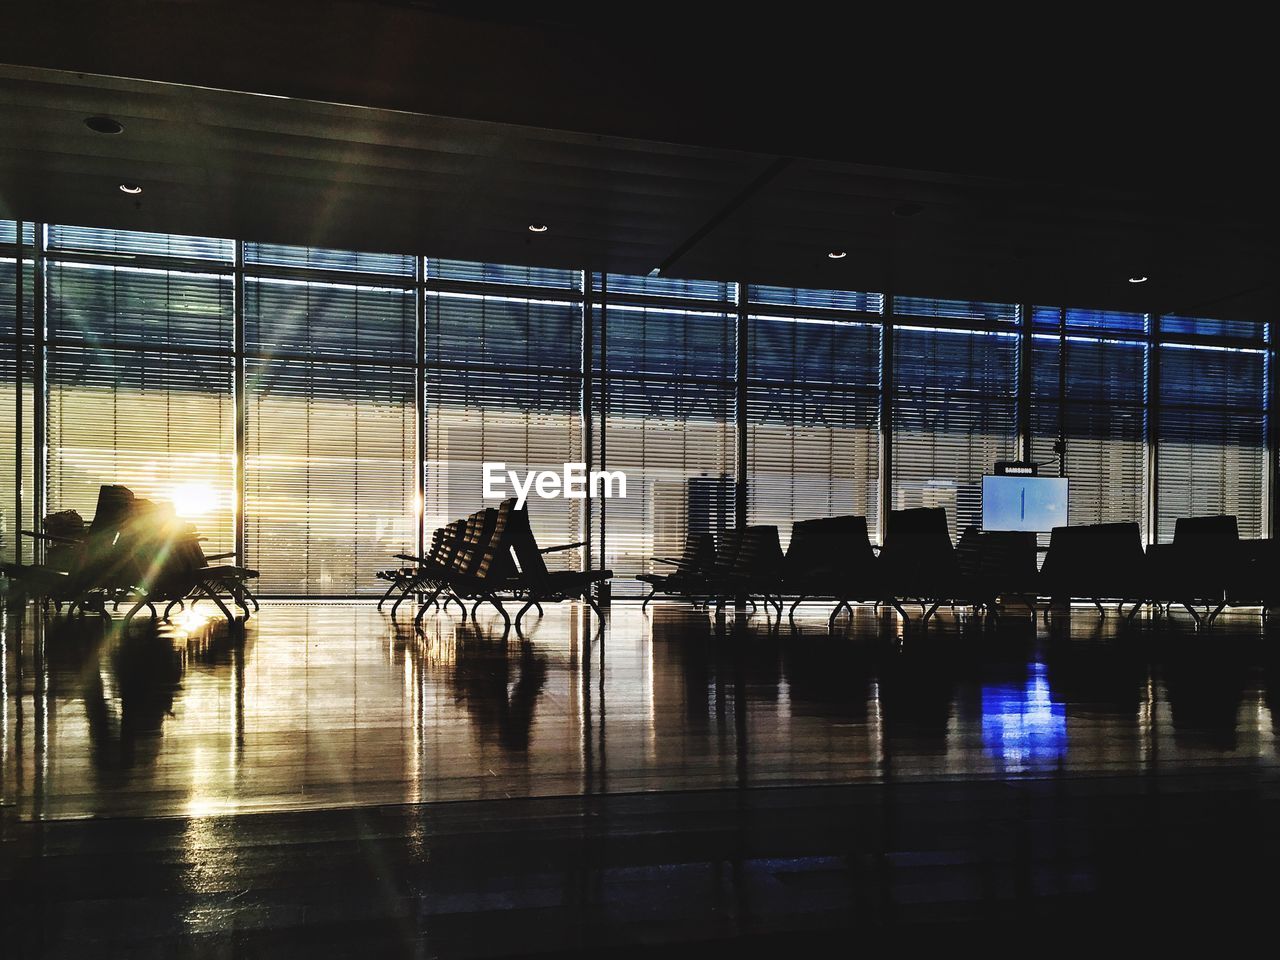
<box><xmin>32</xmin><ymin>223</ymin><xmax>47</xmax><ymax>563</ymax></box>
<box><xmin>233</xmin><ymin>240</ymin><xmax>246</xmax><ymax>567</ymax></box>
<box><xmin>878</xmin><ymin>294</ymin><xmax>894</xmax><ymax>545</ymax></box>
<box><xmin>735</xmin><ymin>281</ymin><xmax>748</xmax><ymax>531</ymax></box>
<box><xmin>598</xmin><ymin>272</ymin><xmax>608</xmax><ymax>603</ymax></box>
<box><xmin>1057</xmin><ymin>306</ymin><xmax>1067</xmax><ymax>478</ymax></box>
<box><xmin>13</xmin><ymin>222</ymin><xmax>22</xmax><ymax>564</ymax></box>
<box><xmin>1268</xmin><ymin>320</ymin><xmax>1277</xmax><ymax>537</ymax></box>
<box><xmin>1145</xmin><ymin>312</ymin><xmax>1159</xmax><ymax>544</ymax></box>
<box><xmin>415</xmin><ymin>255</ymin><xmax>426</xmax><ymax>560</ymax></box>
<box><xmin>581</xmin><ymin>271</ymin><xmax>594</xmax><ymax>576</ymax></box>
<box><xmin>1017</xmin><ymin>302</ymin><xmax>1032</xmax><ymax>462</ymax></box>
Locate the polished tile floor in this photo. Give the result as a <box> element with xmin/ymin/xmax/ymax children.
<box><xmin>3</xmin><ymin>600</ymin><xmax>1280</xmax><ymax>954</ymax></box>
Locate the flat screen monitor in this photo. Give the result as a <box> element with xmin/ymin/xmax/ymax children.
<box><xmin>982</xmin><ymin>475</ymin><xmax>1068</xmax><ymax>532</ymax></box>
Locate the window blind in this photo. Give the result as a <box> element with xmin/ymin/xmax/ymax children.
<box><xmin>45</xmin><ymin>252</ymin><xmax>236</xmax><ymax>555</ymax></box>
<box><xmin>892</xmin><ymin>326</ymin><xmax>1020</xmax><ymax>539</ymax></box>
<box><xmin>1</xmin><ymin>247</ymin><xmax>34</xmax><ymax>562</ymax></box>
<box><xmin>895</xmin><ymin>297</ymin><xmax>1019</xmax><ymax>325</ymax></box>
<box><xmin>1157</xmin><ymin>339</ymin><xmax>1267</xmax><ymax>540</ymax></box>
<box><xmin>1029</xmin><ymin>308</ymin><xmax>1148</xmax><ymax>534</ymax></box>
<box><xmin>244</xmin><ymin>264</ymin><xmax>416</xmax><ymax>595</ymax></box>
<box><xmin>47</xmin><ymin>224</ymin><xmax>232</xmax><ymax>261</ymax></box>
<box><xmin>596</xmin><ymin>288</ymin><xmax>736</xmax><ymax>594</ymax></box>
<box><xmin>423</xmin><ymin>271</ymin><xmax>583</xmax><ymax>571</ymax></box>
<box><xmin>747</xmin><ymin>311</ymin><xmax>880</xmax><ymax>546</ymax></box>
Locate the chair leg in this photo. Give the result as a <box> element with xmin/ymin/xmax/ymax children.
<box><xmin>194</xmin><ymin>581</ymin><xmax>235</xmax><ymax>623</ymax></box>
<box><xmin>641</xmin><ymin>586</ymin><xmax>657</xmax><ymax>610</ymax></box>
<box><xmin>376</xmin><ymin>578</ymin><xmax>401</xmax><ymax>610</ymax></box>
<box><xmin>1204</xmin><ymin>600</ymin><xmax>1227</xmax><ymax>628</ymax></box>
<box><xmin>122</xmin><ymin>597</ymin><xmax>150</xmax><ymax>627</ymax></box>
<box><xmin>490</xmin><ymin>595</ymin><xmax>510</xmax><ymax>633</ymax></box>
<box><xmin>514</xmin><ymin>601</ymin><xmax>536</xmax><ymax>631</ymax></box>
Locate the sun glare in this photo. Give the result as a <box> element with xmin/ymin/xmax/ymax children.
<box><xmin>171</xmin><ymin>483</ymin><xmax>218</xmax><ymax>518</ymax></box>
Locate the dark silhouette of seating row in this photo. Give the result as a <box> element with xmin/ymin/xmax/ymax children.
<box><xmin>1</xmin><ymin>485</ymin><xmax>259</xmax><ymax>624</ymax></box>
<box><xmin>638</xmin><ymin>507</ymin><xmax>1278</xmax><ymax>630</ymax></box>
<box><xmin>378</xmin><ymin>498</ymin><xmax>612</xmax><ymax>633</ymax></box>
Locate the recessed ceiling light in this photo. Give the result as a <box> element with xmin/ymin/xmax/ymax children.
<box><xmin>827</xmin><ymin>250</ymin><xmax>847</xmax><ymax>260</ymax></box>
<box><xmin>85</xmin><ymin>116</ymin><xmax>125</xmax><ymax>135</ymax></box>
<box><xmin>118</xmin><ymin>183</ymin><xmax>143</xmax><ymax>195</ymax></box>
<box><xmin>1128</xmin><ymin>275</ymin><xmax>1148</xmax><ymax>284</ymax></box>
<box><xmin>528</xmin><ymin>224</ymin><xmax>548</xmax><ymax>233</ymax></box>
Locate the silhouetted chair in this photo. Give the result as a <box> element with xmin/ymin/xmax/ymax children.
<box><xmin>120</xmin><ymin>522</ymin><xmax>259</xmax><ymax>626</ymax></box>
<box><xmin>878</xmin><ymin>507</ymin><xmax>967</xmax><ymax>623</ymax></box>
<box><xmin>707</xmin><ymin>525</ymin><xmax>784</xmax><ymax>615</ymax></box>
<box><xmin>498</xmin><ymin>501</ymin><xmax>610</xmax><ymax>631</ymax></box>
<box><xmin>780</xmin><ymin>515</ymin><xmax>881</xmax><ymax>628</ymax></box>
<box><xmin>636</xmin><ymin>533</ymin><xmax>716</xmax><ymax>608</ymax></box>
<box><xmin>1147</xmin><ymin>515</ymin><xmax>1240</xmax><ymax>628</ymax></box>
<box><xmin>377</xmin><ymin>520</ymin><xmax>467</xmax><ymax>616</ymax></box>
<box><xmin>417</xmin><ymin>507</ymin><xmax>510</xmax><ymax>626</ymax></box>
<box><xmin>956</xmin><ymin>527</ymin><xmax>1039</xmax><ymax>616</ymax></box>
<box><xmin>1039</xmin><ymin>521</ymin><xmax>1149</xmax><ymax>619</ymax></box>
<box><xmin>1226</xmin><ymin>537</ymin><xmax>1279</xmax><ymax>623</ymax></box>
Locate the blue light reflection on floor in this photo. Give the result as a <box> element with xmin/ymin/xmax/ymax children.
<box><xmin>981</xmin><ymin>662</ymin><xmax>1067</xmax><ymax>769</ymax></box>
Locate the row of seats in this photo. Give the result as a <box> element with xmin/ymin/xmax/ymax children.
<box><xmin>640</xmin><ymin>508</ymin><xmax>1278</xmax><ymax>629</ymax></box>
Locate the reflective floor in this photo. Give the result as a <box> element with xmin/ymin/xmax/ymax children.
<box><xmin>3</xmin><ymin>600</ymin><xmax>1280</xmax><ymax>954</ymax></box>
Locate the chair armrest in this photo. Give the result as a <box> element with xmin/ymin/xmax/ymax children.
<box><xmin>540</xmin><ymin>541</ymin><xmax>586</xmax><ymax>554</ymax></box>
<box><xmin>394</xmin><ymin>553</ymin><xmax>430</xmax><ymax>564</ymax></box>
<box><xmin>205</xmin><ymin>551</ymin><xmax>237</xmax><ymax>561</ymax></box>
<box><xmin>651</xmin><ymin>557</ymin><xmax>681</xmax><ymax>566</ymax></box>
<box><xmin>22</xmin><ymin>530</ymin><xmax>79</xmax><ymax>544</ymax></box>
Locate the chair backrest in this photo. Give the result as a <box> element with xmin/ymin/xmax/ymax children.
<box><xmin>506</xmin><ymin>503</ymin><xmax>551</xmax><ymax>583</ymax></box>
<box><xmin>957</xmin><ymin>527</ymin><xmax>1038</xmax><ymax>587</ymax></box>
<box><xmin>424</xmin><ymin>525</ymin><xmax>448</xmax><ymax>563</ymax></box>
<box><xmin>437</xmin><ymin>520</ymin><xmax>467</xmax><ymax>568</ymax></box>
<box><xmin>733</xmin><ymin>526</ymin><xmax>784</xmax><ymax>580</ymax></box>
<box><xmin>709</xmin><ymin>528</ymin><xmax>745</xmax><ymax>579</ymax></box>
<box><xmin>882</xmin><ymin>507</ymin><xmax>952</xmax><ymax>559</ymax></box>
<box><xmin>880</xmin><ymin>507</ymin><xmax>956</xmax><ymax>588</ymax></box>
<box><xmin>91</xmin><ymin>484</ymin><xmax>137</xmax><ymax>530</ymax></box>
<box><xmin>784</xmin><ymin>515</ymin><xmax>873</xmax><ymax>579</ymax></box>
<box><xmin>1041</xmin><ymin>521</ymin><xmax>1146</xmax><ymax>595</ymax></box>
<box><xmin>675</xmin><ymin>534</ymin><xmax>716</xmax><ymax>577</ymax></box>
<box><xmin>1173</xmin><ymin>514</ymin><xmax>1240</xmax><ymax>552</ymax></box>
<box><xmin>454</xmin><ymin>509</ymin><xmax>496</xmax><ymax>576</ymax></box>
<box><xmin>474</xmin><ymin>499</ymin><xmax>519</xmax><ymax>583</ymax></box>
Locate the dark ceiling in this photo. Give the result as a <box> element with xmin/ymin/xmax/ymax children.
<box><xmin>1</xmin><ymin>1</ymin><xmax>1275</xmax><ymax>320</ymax></box>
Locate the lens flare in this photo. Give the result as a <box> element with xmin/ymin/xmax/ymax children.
<box><xmin>171</xmin><ymin>483</ymin><xmax>217</xmax><ymax>518</ymax></box>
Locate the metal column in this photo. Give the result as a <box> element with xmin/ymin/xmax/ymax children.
<box><xmin>1017</xmin><ymin>303</ymin><xmax>1033</xmax><ymax>462</ymax></box>
<box><xmin>415</xmin><ymin>256</ymin><xmax>427</xmax><ymax>560</ymax></box>
<box><xmin>1144</xmin><ymin>312</ymin><xmax>1160</xmax><ymax>544</ymax></box>
<box><xmin>877</xmin><ymin>294</ymin><xmax>895</xmax><ymax>544</ymax></box>
<box><xmin>735</xmin><ymin>281</ymin><xmax>748</xmax><ymax>531</ymax></box>
<box><xmin>581</xmin><ymin>272</ymin><xmax>594</xmax><ymax>577</ymax></box>
<box><xmin>12</xmin><ymin>223</ymin><xmax>22</xmax><ymax>563</ymax></box>
<box><xmin>233</xmin><ymin>241</ymin><xmax>247</xmax><ymax>566</ymax></box>
<box><xmin>31</xmin><ymin>224</ymin><xmax>47</xmax><ymax>562</ymax></box>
